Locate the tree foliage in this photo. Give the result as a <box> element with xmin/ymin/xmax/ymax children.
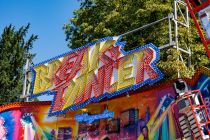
<box><xmin>64</xmin><ymin>0</ymin><xmax>209</xmax><ymax>79</ymax></box>
<box><xmin>0</xmin><ymin>24</ymin><xmax>37</xmax><ymax>103</ymax></box>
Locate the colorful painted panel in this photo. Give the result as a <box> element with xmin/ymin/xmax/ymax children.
<box><xmin>30</xmin><ymin>36</ymin><xmax>163</xmax><ymax>116</ymax></box>
<box><xmin>0</xmin><ymin>104</ymin><xmax>77</xmax><ymax>140</ymax></box>
<box><xmin>0</xmin><ymin>117</ymin><xmax>6</xmax><ymax>139</ymax></box>
<box><xmin>0</xmin><ymin>84</ymin><xmax>180</xmax><ymax>140</ymax></box>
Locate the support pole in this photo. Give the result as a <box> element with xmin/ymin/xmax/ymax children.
<box><xmin>21</xmin><ymin>52</ymin><xmax>31</xmax><ymax>102</ymax></box>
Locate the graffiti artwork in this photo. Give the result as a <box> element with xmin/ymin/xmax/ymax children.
<box><xmin>0</xmin><ymin>103</ymin><xmax>76</xmax><ymax>140</ymax></box>
<box><xmin>0</xmin><ymin>84</ymin><xmax>179</xmax><ymax>140</ymax></box>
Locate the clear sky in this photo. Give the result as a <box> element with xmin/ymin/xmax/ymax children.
<box><xmin>0</xmin><ymin>0</ymin><xmax>80</xmax><ymax>100</ymax></box>
<box><xmin>0</xmin><ymin>0</ymin><xmax>80</xmax><ymax>64</ymax></box>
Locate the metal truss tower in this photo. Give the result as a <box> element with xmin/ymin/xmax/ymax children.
<box><xmin>122</xmin><ymin>0</ymin><xmax>191</xmax><ymax>78</ymax></box>
<box><xmin>174</xmin><ymin>0</ymin><xmax>191</xmax><ymax>77</ymax></box>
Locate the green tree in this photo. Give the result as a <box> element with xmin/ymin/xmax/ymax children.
<box><xmin>0</xmin><ymin>24</ymin><xmax>37</xmax><ymax>103</ymax></box>
<box><xmin>64</xmin><ymin>0</ymin><xmax>209</xmax><ymax>79</ymax></box>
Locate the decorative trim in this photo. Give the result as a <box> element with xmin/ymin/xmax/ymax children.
<box><xmin>0</xmin><ymin>101</ymin><xmax>51</xmax><ymax>113</ymax></box>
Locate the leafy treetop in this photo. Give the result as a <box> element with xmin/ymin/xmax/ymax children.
<box><xmin>0</xmin><ymin>24</ymin><xmax>37</xmax><ymax>104</ymax></box>
<box><xmin>64</xmin><ymin>0</ymin><xmax>209</xmax><ymax>79</ymax></box>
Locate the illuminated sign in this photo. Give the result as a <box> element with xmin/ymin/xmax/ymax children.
<box><xmin>31</xmin><ymin>36</ymin><xmax>163</xmax><ymax>116</ymax></box>
<box><xmin>75</xmin><ymin>109</ymin><xmax>114</xmax><ymax>124</ymax></box>
<box><xmin>199</xmin><ymin>5</ymin><xmax>210</xmax><ymax>39</ymax></box>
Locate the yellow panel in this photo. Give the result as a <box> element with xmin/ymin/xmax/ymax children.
<box><xmin>118</xmin><ymin>54</ymin><xmax>135</xmax><ymax>90</ymax></box>
<box><xmin>33</xmin><ymin>65</ymin><xmax>51</xmax><ymax>94</ymax></box>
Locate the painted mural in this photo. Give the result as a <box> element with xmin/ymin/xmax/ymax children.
<box><xmin>0</xmin><ymin>84</ymin><xmax>179</xmax><ymax>140</ymax></box>
<box><xmin>1</xmin><ymin>67</ymin><xmax>210</xmax><ymax>140</ymax></box>
<box><xmin>0</xmin><ymin>103</ymin><xmax>77</xmax><ymax>140</ymax></box>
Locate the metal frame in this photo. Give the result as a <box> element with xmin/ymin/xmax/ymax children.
<box><xmin>177</xmin><ymin>90</ymin><xmax>210</xmax><ymax>139</ymax></box>
<box><xmin>184</xmin><ymin>0</ymin><xmax>210</xmax><ymax>58</ymax></box>
<box><xmin>20</xmin><ymin>52</ymin><xmax>32</xmax><ymax>102</ymax></box>
<box><xmin>174</xmin><ymin>0</ymin><xmax>191</xmax><ymax>77</ymax></box>
<box><xmin>121</xmin><ymin>14</ymin><xmax>175</xmax><ymax>49</ymax></box>
<box><xmin>121</xmin><ymin>0</ymin><xmax>191</xmax><ymax>78</ymax></box>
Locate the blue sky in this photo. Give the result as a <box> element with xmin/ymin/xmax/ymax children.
<box><xmin>0</xmin><ymin>0</ymin><xmax>80</xmax><ymax>100</ymax></box>
<box><xmin>0</xmin><ymin>0</ymin><xmax>80</xmax><ymax>64</ymax></box>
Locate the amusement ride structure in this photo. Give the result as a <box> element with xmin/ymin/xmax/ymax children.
<box><xmin>185</xmin><ymin>0</ymin><xmax>210</xmax><ymax>58</ymax></box>
<box><xmin>0</xmin><ymin>0</ymin><xmax>210</xmax><ymax>140</ymax></box>
<box><xmin>21</xmin><ymin>0</ymin><xmax>210</xmax><ymax>100</ymax></box>
<box><xmin>175</xmin><ymin>90</ymin><xmax>210</xmax><ymax>139</ymax></box>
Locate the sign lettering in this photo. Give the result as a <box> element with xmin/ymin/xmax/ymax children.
<box><xmin>31</xmin><ymin>36</ymin><xmax>163</xmax><ymax>116</ymax></box>
<box><xmin>75</xmin><ymin>109</ymin><xmax>114</xmax><ymax>124</ymax></box>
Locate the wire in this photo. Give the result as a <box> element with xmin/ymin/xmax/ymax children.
<box><xmin>120</xmin><ymin>16</ymin><xmax>169</xmax><ymax>36</ymax></box>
